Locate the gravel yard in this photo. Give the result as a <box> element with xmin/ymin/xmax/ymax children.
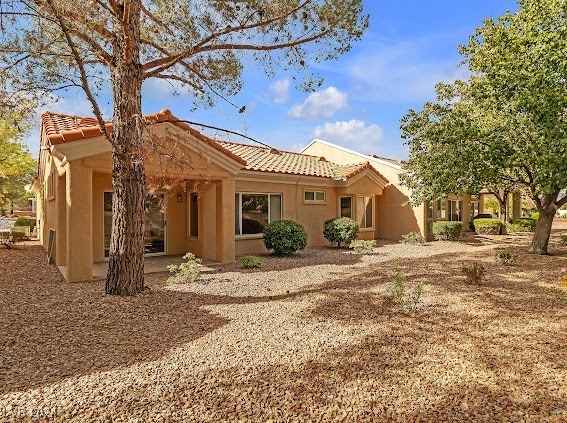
<box><xmin>1</xmin><ymin>224</ymin><xmax>566</xmax><ymax>422</ymax></box>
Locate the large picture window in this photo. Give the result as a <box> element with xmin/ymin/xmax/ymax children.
<box><xmin>235</xmin><ymin>193</ymin><xmax>282</xmax><ymax>235</ymax></box>
<box><xmin>357</xmin><ymin>196</ymin><xmax>374</xmax><ymax>229</ymax></box>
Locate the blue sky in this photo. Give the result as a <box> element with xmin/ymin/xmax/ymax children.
<box><xmin>26</xmin><ymin>1</ymin><xmax>519</xmax><ymax>160</ymax></box>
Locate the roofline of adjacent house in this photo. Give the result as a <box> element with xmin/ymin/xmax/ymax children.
<box><xmin>301</xmin><ymin>139</ymin><xmax>403</xmax><ymax>171</ymax></box>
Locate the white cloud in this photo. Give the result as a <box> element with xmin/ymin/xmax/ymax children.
<box><xmin>313</xmin><ymin>119</ymin><xmax>383</xmax><ymax>154</ymax></box>
<box><xmin>288</xmin><ymin>86</ymin><xmax>348</xmax><ymax>120</ymax></box>
<box><xmin>269</xmin><ymin>79</ymin><xmax>290</xmax><ymax>104</ymax></box>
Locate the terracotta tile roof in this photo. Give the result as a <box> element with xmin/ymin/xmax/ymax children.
<box><xmin>40</xmin><ymin>109</ymin><xmax>388</xmax><ymax>182</ymax></box>
<box><xmin>372</xmin><ymin>154</ymin><xmax>402</xmax><ymax>166</ymax></box>
<box><xmin>40</xmin><ymin>109</ymin><xmax>246</xmax><ymax>165</ymax></box>
<box><xmin>217</xmin><ymin>141</ymin><xmax>388</xmax><ymax>182</ymax></box>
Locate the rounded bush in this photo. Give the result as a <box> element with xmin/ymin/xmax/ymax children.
<box><xmin>263</xmin><ymin>220</ymin><xmax>307</xmax><ymax>256</ymax></box>
<box><xmin>14</xmin><ymin>216</ymin><xmax>36</xmax><ymax>230</ymax></box>
<box><xmin>531</xmin><ymin>211</ymin><xmax>540</xmax><ymax>221</ymax></box>
<box><xmin>473</xmin><ymin>218</ymin><xmax>501</xmax><ymax>235</ymax></box>
<box><xmin>323</xmin><ymin>217</ymin><xmax>359</xmax><ymax>247</ymax></box>
<box><xmin>507</xmin><ymin>217</ymin><xmax>537</xmax><ymax>233</ymax></box>
<box><xmin>431</xmin><ymin>221</ymin><xmax>462</xmax><ymax>240</ymax></box>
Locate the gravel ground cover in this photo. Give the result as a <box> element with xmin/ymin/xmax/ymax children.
<box><xmin>0</xmin><ymin>223</ymin><xmax>566</xmax><ymax>422</ymax></box>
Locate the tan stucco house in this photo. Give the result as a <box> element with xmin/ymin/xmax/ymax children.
<box><xmin>34</xmin><ymin>109</ymin><xmax>391</xmax><ymax>282</ymax></box>
<box><xmin>302</xmin><ymin>139</ymin><xmax>523</xmax><ymax>240</ymax></box>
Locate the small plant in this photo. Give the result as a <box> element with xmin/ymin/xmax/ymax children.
<box><xmin>323</xmin><ymin>217</ymin><xmax>359</xmax><ymax>247</ymax></box>
<box><xmin>167</xmin><ymin>252</ymin><xmax>202</xmax><ymax>284</ymax></box>
<box><xmin>531</xmin><ymin>211</ymin><xmax>540</xmax><ymax>221</ymax></box>
<box><xmin>559</xmin><ymin>234</ymin><xmax>567</xmax><ymax>246</ymax></box>
<box><xmin>559</xmin><ymin>268</ymin><xmax>567</xmax><ymax>288</ymax></box>
<box><xmin>385</xmin><ymin>269</ymin><xmax>424</xmax><ymax>312</ymax></box>
<box><xmin>349</xmin><ymin>239</ymin><xmax>376</xmax><ymax>254</ymax></box>
<box><xmin>550</xmin><ymin>287</ymin><xmax>567</xmax><ymax>304</ymax></box>
<box><xmin>431</xmin><ymin>221</ymin><xmax>462</xmax><ymax>240</ymax></box>
<box><xmin>401</xmin><ymin>232</ymin><xmax>424</xmax><ymax>244</ymax></box>
<box><xmin>239</xmin><ymin>255</ymin><xmax>262</xmax><ymax>269</ymax></box>
<box><xmin>507</xmin><ymin>218</ymin><xmax>537</xmax><ymax>233</ymax></box>
<box><xmin>461</xmin><ymin>261</ymin><xmax>486</xmax><ymax>285</ymax></box>
<box><xmin>263</xmin><ymin>220</ymin><xmax>307</xmax><ymax>256</ymax></box>
<box><xmin>473</xmin><ymin>218</ymin><xmax>501</xmax><ymax>234</ymax></box>
<box><xmin>494</xmin><ymin>251</ymin><xmax>516</xmax><ymax>265</ymax></box>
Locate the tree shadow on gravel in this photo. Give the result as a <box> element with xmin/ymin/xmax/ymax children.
<box><xmin>0</xmin><ymin>246</ymin><xmax>235</xmax><ymax>395</ymax></box>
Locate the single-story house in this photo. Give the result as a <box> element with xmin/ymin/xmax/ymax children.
<box><xmin>34</xmin><ymin>110</ymin><xmax>390</xmax><ymax>282</ymax></box>
<box><xmin>301</xmin><ymin>139</ymin><xmax>522</xmax><ymax>240</ymax></box>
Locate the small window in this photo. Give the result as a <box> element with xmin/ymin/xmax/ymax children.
<box><xmin>188</xmin><ymin>193</ymin><xmax>199</xmax><ymax>238</ymax></box>
<box><xmin>304</xmin><ymin>190</ymin><xmax>326</xmax><ymax>203</ymax></box>
<box><xmin>340</xmin><ymin>197</ymin><xmax>352</xmax><ymax>218</ymax></box>
<box><xmin>46</xmin><ymin>171</ymin><xmax>55</xmax><ymax>201</ymax></box>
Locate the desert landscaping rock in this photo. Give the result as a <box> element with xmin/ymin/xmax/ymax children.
<box><xmin>1</xmin><ymin>225</ymin><xmax>566</xmax><ymax>421</ymax></box>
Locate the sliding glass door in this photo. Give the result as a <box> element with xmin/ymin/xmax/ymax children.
<box><xmin>104</xmin><ymin>192</ymin><xmax>166</xmax><ymax>258</ymax></box>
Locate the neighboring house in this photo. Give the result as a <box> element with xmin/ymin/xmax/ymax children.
<box><xmin>302</xmin><ymin>139</ymin><xmax>522</xmax><ymax>240</ymax></box>
<box><xmin>33</xmin><ymin>110</ymin><xmax>389</xmax><ymax>282</ymax></box>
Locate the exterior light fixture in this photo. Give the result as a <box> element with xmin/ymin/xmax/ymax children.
<box><xmin>177</xmin><ymin>193</ymin><xmax>183</xmax><ymax>203</ymax></box>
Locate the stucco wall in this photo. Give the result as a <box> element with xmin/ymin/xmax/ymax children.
<box><xmin>302</xmin><ymin>142</ymin><xmax>424</xmax><ymax>240</ymax></box>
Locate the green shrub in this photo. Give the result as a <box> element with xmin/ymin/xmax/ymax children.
<box><xmin>323</xmin><ymin>217</ymin><xmax>359</xmax><ymax>247</ymax></box>
<box><xmin>349</xmin><ymin>239</ymin><xmax>376</xmax><ymax>254</ymax></box>
<box><xmin>560</xmin><ymin>234</ymin><xmax>567</xmax><ymax>246</ymax></box>
<box><xmin>461</xmin><ymin>261</ymin><xmax>485</xmax><ymax>284</ymax></box>
<box><xmin>494</xmin><ymin>251</ymin><xmax>516</xmax><ymax>265</ymax></box>
<box><xmin>507</xmin><ymin>218</ymin><xmax>536</xmax><ymax>233</ymax></box>
<box><xmin>431</xmin><ymin>221</ymin><xmax>462</xmax><ymax>240</ymax></box>
<box><xmin>531</xmin><ymin>211</ymin><xmax>540</xmax><ymax>221</ymax></box>
<box><xmin>167</xmin><ymin>252</ymin><xmax>202</xmax><ymax>284</ymax></box>
<box><xmin>263</xmin><ymin>220</ymin><xmax>307</xmax><ymax>256</ymax></box>
<box><xmin>473</xmin><ymin>218</ymin><xmax>501</xmax><ymax>234</ymax></box>
<box><xmin>401</xmin><ymin>232</ymin><xmax>424</xmax><ymax>244</ymax></box>
<box><xmin>550</xmin><ymin>286</ymin><xmax>567</xmax><ymax>304</ymax></box>
<box><xmin>385</xmin><ymin>269</ymin><xmax>424</xmax><ymax>312</ymax></box>
<box><xmin>14</xmin><ymin>216</ymin><xmax>35</xmax><ymax>230</ymax></box>
<box><xmin>239</xmin><ymin>255</ymin><xmax>262</xmax><ymax>269</ymax></box>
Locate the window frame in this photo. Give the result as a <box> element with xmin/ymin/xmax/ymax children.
<box><xmin>234</xmin><ymin>192</ymin><xmax>282</xmax><ymax>238</ymax></box>
<box><xmin>357</xmin><ymin>195</ymin><xmax>375</xmax><ymax>231</ymax></box>
<box><xmin>187</xmin><ymin>192</ymin><xmax>199</xmax><ymax>239</ymax></box>
<box><xmin>303</xmin><ymin>189</ymin><xmax>327</xmax><ymax>204</ymax></box>
<box><xmin>46</xmin><ymin>171</ymin><xmax>55</xmax><ymax>201</ymax></box>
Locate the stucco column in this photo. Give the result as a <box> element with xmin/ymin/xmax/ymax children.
<box><xmin>66</xmin><ymin>161</ymin><xmax>93</xmax><ymax>282</ymax></box>
<box><xmin>55</xmin><ymin>174</ymin><xmax>67</xmax><ymax>266</ymax></box>
<box><xmin>216</xmin><ymin>177</ymin><xmax>235</xmax><ymax>263</ymax></box>
<box><xmin>461</xmin><ymin>194</ymin><xmax>471</xmax><ymax>231</ymax></box>
<box><xmin>512</xmin><ymin>192</ymin><xmax>522</xmax><ymax>219</ymax></box>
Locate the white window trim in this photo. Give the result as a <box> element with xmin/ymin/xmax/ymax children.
<box><xmin>357</xmin><ymin>195</ymin><xmax>375</xmax><ymax>231</ymax></box>
<box><xmin>235</xmin><ymin>192</ymin><xmax>282</xmax><ymax>238</ymax></box>
<box><xmin>303</xmin><ymin>189</ymin><xmax>327</xmax><ymax>204</ymax></box>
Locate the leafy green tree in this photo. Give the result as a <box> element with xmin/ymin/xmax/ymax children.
<box><xmin>0</xmin><ymin>111</ymin><xmax>36</xmax><ymax>215</ymax></box>
<box><xmin>401</xmin><ymin>0</ymin><xmax>567</xmax><ymax>255</ymax></box>
<box><xmin>0</xmin><ymin>0</ymin><xmax>368</xmax><ymax>295</ymax></box>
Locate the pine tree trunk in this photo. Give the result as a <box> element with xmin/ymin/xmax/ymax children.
<box><xmin>105</xmin><ymin>1</ymin><xmax>145</xmax><ymax>295</ymax></box>
<box><xmin>528</xmin><ymin>204</ymin><xmax>556</xmax><ymax>255</ymax></box>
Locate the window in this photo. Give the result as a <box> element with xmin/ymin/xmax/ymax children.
<box><xmin>340</xmin><ymin>197</ymin><xmax>352</xmax><ymax>218</ymax></box>
<box><xmin>46</xmin><ymin>171</ymin><xmax>55</xmax><ymax>200</ymax></box>
<box><xmin>436</xmin><ymin>199</ymin><xmax>447</xmax><ymax>219</ymax></box>
<box><xmin>304</xmin><ymin>190</ymin><xmax>326</xmax><ymax>203</ymax></box>
<box><xmin>470</xmin><ymin>200</ymin><xmax>479</xmax><ymax>220</ymax></box>
<box><xmin>235</xmin><ymin>193</ymin><xmax>282</xmax><ymax>235</ymax></box>
<box><xmin>448</xmin><ymin>200</ymin><xmax>463</xmax><ymax>222</ymax></box>
<box><xmin>357</xmin><ymin>196</ymin><xmax>374</xmax><ymax>229</ymax></box>
<box><xmin>188</xmin><ymin>193</ymin><xmax>199</xmax><ymax>238</ymax></box>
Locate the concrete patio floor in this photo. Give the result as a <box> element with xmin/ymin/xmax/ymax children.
<box><xmin>58</xmin><ymin>255</ymin><xmax>221</xmax><ymax>281</ymax></box>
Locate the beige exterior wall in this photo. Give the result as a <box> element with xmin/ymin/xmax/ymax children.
<box><xmin>234</xmin><ymin>173</ymin><xmax>384</xmax><ymax>256</ymax></box>
<box><xmin>302</xmin><ymin>141</ymin><xmax>424</xmax><ymax>240</ymax></box>
<box><xmin>36</xmin><ymin>131</ymin><xmax>389</xmax><ymax>281</ymax></box>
